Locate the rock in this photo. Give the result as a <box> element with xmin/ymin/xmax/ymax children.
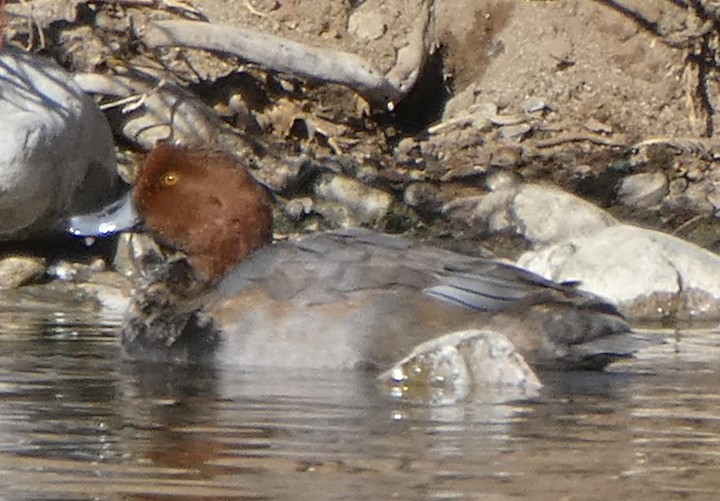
<box><xmin>446</xmin><ymin>181</ymin><xmax>720</xmax><ymax>320</ymax></box>
<box><xmin>77</xmin><ymin>272</ymin><xmax>132</xmax><ymax>316</ymax></box>
<box><xmin>314</xmin><ymin>174</ymin><xmax>393</xmax><ymax>225</ymax></box>
<box><xmin>284</xmin><ymin>197</ymin><xmax>315</xmax><ymax>221</ymax></box>
<box><xmin>444</xmin><ymin>183</ymin><xmax>617</xmax><ymax>247</ymax></box>
<box><xmin>498</xmin><ymin>122</ymin><xmax>531</xmax><ymax>141</ymax></box>
<box><xmin>442</xmin><ymin>84</ymin><xmax>479</xmax><ymax>120</ymax></box>
<box><xmin>518</xmin><ymin>224</ymin><xmax>720</xmax><ymax>320</ymax></box>
<box><xmin>0</xmin><ymin>46</ymin><xmax>118</xmax><ymax>240</ymax></box>
<box><xmin>253</xmin><ymin>157</ymin><xmax>302</xmax><ymax>193</ymax></box>
<box><xmin>348</xmin><ymin>9</ymin><xmax>387</xmax><ymax>41</ymax></box>
<box><xmin>47</xmin><ymin>258</ymin><xmax>107</xmax><ymax>282</ymax></box>
<box><xmin>403</xmin><ymin>182</ymin><xmax>443</xmax><ymax>214</ymax></box>
<box><xmin>523</xmin><ymin>98</ymin><xmax>552</xmax><ymax>114</ymax></box>
<box><xmin>313</xmin><ymin>201</ymin><xmax>355</xmax><ymax>228</ymax></box>
<box><xmin>0</xmin><ymin>256</ymin><xmax>46</xmax><ymax>290</ymax></box>
<box><xmin>379</xmin><ymin>329</ymin><xmax>542</xmax><ymax>405</ymax></box>
<box><xmin>617</xmin><ymin>172</ymin><xmax>668</xmax><ymax>208</ymax></box>
<box><xmin>1</xmin><ymin>275</ymin><xmax>131</xmax><ymax>318</ymax></box>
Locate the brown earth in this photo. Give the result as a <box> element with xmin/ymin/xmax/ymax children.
<box><xmin>5</xmin><ymin>0</ymin><xmax>720</xmax><ymax>257</ymax></box>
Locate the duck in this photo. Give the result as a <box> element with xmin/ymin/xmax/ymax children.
<box><xmin>69</xmin><ymin>143</ymin><xmax>652</xmax><ymax>371</ymax></box>
<box><xmin>0</xmin><ymin>45</ymin><xmax>119</xmax><ymax>240</ymax></box>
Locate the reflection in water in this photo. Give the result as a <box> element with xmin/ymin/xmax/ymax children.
<box><xmin>0</xmin><ymin>312</ymin><xmax>719</xmax><ymax>499</ymax></box>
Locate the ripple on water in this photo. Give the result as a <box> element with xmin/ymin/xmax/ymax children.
<box><xmin>0</xmin><ymin>313</ymin><xmax>719</xmax><ymax>499</ymax></box>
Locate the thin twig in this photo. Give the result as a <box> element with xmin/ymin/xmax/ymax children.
<box><xmin>535</xmin><ymin>134</ymin><xmax>627</xmax><ymax>149</ymax></box>
<box><xmin>89</xmin><ymin>0</ymin><xmax>208</xmax><ymax>21</ymax></box>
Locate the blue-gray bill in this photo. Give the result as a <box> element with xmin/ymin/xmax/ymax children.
<box><xmin>66</xmin><ymin>191</ymin><xmax>139</xmax><ymax>238</ymax></box>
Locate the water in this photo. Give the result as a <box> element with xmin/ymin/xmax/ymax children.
<box><xmin>0</xmin><ymin>310</ymin><xmax>719</xmax><ymax>500</ymax></box>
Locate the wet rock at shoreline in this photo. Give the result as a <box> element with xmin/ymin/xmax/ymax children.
<box><xmin>519</xmin><ymin>225</ymin><xmax>720</xmax><ymax>321</ymax></box>
<box><xmin>379</xmin><ymin>329</ymin><xmax>542</xmax><ymax>405</ymax></box>
<box><xmin>446</xmin><ymin>181</ymin><xmax>720</xmax><ymax>321</ymax></box>
<box><xmin>0</xmin><ymin>256</ymin><xmax>46</xmax><ymax>290</ymax></box>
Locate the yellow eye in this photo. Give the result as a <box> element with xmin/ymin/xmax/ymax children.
<box><xmin>161</xmin><ymin>171</ymin><xmax>180</xmax><ymax>187</ymax></box>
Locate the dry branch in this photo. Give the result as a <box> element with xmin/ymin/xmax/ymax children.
<box><xmin>137</xmin><ymin>18</ymin><xmax>422</xmax><ymax>109</ymax></box>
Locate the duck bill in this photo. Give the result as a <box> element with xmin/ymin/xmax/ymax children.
<box><xmin>66</xmin><ymin>191</ymin><xmax>140</xmax><ymax>238</ymax></box>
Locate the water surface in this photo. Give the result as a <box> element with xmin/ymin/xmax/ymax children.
<box><xmin>0</xmin><ymin>310</ymin><xmax>719</xmax><ymax>500</ymax></box>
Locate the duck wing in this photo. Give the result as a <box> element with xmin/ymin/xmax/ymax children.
<box><xmin>218</xmin><ymin>227</ymin><xmax>618</xmax><ymax>315</ymax></box>
<box><xmin>214</xmin><ymin>229</ymin><xmax>654</xmax><ymax>371</ymax></box>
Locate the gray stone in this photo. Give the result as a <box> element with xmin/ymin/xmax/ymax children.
<box><xmin>0</xmin><ymin>47</ymin><xmax>118</xmax><ymax>240</ymax></box>
<box><xmin>0</xmin><ymin>256</ymin><xmax>46</xmax><ymax>290</ymax></box>
<box><xmin>499</xmin><ymin>123</ymin><xmax>531</xmax><ymax>141</ymax></box>
<box><xmin>618</xmin><ymin>172</ymin><xmax>669</xmax><ymax>208</ymax></box>
<box><xmin>448</xmin><ymin>181</ymin><xmax>720</xmax><ymax>320</ymax></box>
<box><xmin>284</xmin><ymin>197</ymin><xmax>315</xmax><ymax>221</ymax></box>
<box><xmin>445</xmin><ymin>183</ymin><xmax>617</xmax><ymax>246</ymax></box>
<box><xmin>403</xmin><ymin>182</ymin><xmax>443</xmax><ymax>213</ymax></box>
<box><xmin>47</xmin><ymin>259</ymin><xmax>107</xmax><ymax>282</ymax></box>
<box><xmin>523</xmin><ymin>98</ymin><xmax>552</xmax><ymax>114</ymax></box>
<box><xmin>348</xmin><ymin>10</ymin><xmax>387</xmax><ymax>41</ymax></box>
<box><xmin>315</xmin><ymin>174</ymin><xmax>393</xmax><ymax>224</ymax></box>
<box><xmin>379</xmin><ymin>329</ymin><xmax>542</xmax><ymax>404</ymax></box>
<box><xmin>518</xmin><ymin>224</ymin><xmax>720</xmax><ymax>320</ymax></box>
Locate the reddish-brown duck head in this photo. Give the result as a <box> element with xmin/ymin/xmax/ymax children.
<box><xmin>130</xmin><ymin>144</ymin><xmax>273</xmax><ymax>281</ymax></box>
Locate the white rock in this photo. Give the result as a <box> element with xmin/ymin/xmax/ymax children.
<box><xmin>0</xmin><ymin>256</ymin><xmax>45</xmax><ymax>289</ymax></box>
<box><xmin>0</xmin><ymin>47</ymin><xmax>117</xmax><ymax>240</ymax></box>
<box><xmin>518</xmin><ymin>224</ymin><xmax>720</xmax><ymax>320</ymax></box>
<box><xmin>445</xmin><ymin>183</ymin><xmax>617</xmax><ymax>246</ymax></box>
<box><xmin>448</xmin><ymin>181</ymin><xmax>720</xmax><ymax>319</ymax></box>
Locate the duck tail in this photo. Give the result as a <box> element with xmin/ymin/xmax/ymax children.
<box><xmin>570</xmin><ymin>331</ymin><xmax>664</xmax><ymax>370</ymax></box>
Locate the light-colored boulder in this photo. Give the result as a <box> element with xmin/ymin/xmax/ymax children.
<box><xmin>448</xmin><ymin>182</ymin><xmax>720</xmax><ymax>320</ymax></box>
<box><xmin>0</xmin><ymin>46</ymin><xmax>118</xmax><ymax>240</ymax></box>
<box><xmin>518</xmin><ymin>224</ymin><xmax>720</xmax><ymax>320</ymax></box>
<box><xmin>314</xmin><ymin>173</ymin><xmax>393</xmax><ymax>225</ymax></box>
<box><xmin>445</xmin><ymin>183</ymin><xmax>617</xmax><ymax>247</ymax></box>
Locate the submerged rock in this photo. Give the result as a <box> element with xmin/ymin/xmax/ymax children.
<box><xmin>379</xmin><ymin>329</ymin><xmax>542</xmax><ymax>405</ymax></box>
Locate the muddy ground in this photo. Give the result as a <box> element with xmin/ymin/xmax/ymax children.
<box><xmin>5</xmin><ymin>0</ymin><xmax>720</xmax><ymax>258</ymax></box>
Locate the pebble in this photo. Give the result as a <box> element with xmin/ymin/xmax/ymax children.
<box><xmin>284</xmin><ymin>197</ymin><xmax>315</xmax><ymax>221</ymax></box>
<box><xmin>315</xmin><ymin>174</ymin><xmax>393</xmax><ymax>224</ymax></box>
<box><xmin>348</xmin><ymin>10</ymin><xmax>387</xmax><ymax>41</ymax></box>
<box><xmin>0</xmin><ymin>256</ymin><xmax>46</xmax><ymax>290</ymax></box>
<box><xmin>617</xmin><ymin>172</ymin><xmax>669</xmax><ymax>208</ymax></box>
<box><xmin>403</xmin><ymin>183</ymin><xmax>443</xmax><ymax>213</ymax></box>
